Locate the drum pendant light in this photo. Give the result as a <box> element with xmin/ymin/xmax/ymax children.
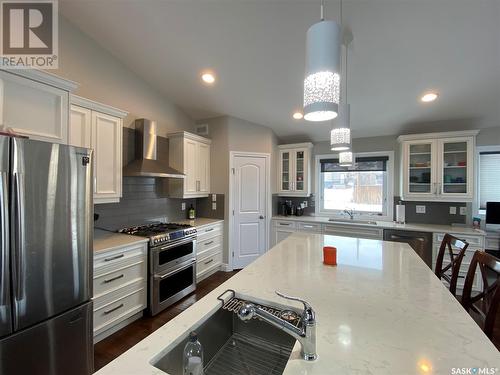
<box><xmin>339</xmin><ymin>150</ymin><xmax>353</xmax><ymax>167</ymax></box>
<box><xmin>303</xmin><ymin>0</ymin><xmax>342</xmax><ymax>122</ymax></box>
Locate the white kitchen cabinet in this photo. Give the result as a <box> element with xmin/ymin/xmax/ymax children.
<box><xmin>277</xmin><ymin>143</ymin><xmax>313</xmax><ymax>197</ymax></box>
<box><xmin>70</xmin><ymin>96</ymin><xmax>128</xmax><ymax>204</ymax></box>
<box><xmin>196</xmin><ymin>221</ymin><xmax>224</xmax><ymax>282</ymax></box>
<box><xmin>93</xmin><ymin>241</ymin><xmax>147</xmax><ymax>343</ymax></box>
<box><xmin>399</xmin><ymin>131</ymin><xmax>478</xmax><ymax>202</ymax></box>
<box><xmin>168</xmin><ymin>131</ymin><xmax>211</xmax><ymax>198</ymax></box>
<box><xmin>0</xmin><ymin>69</ymin><xmax>77</xmax><ymax>143</ymax></box>
<box><xmin>271</xmin><ymin>220</ymin><xmax>297</xmax><ymax>246</ymax></box>
<box><xmin>323</xmin><ymin>223</ymin><xmax>384</xmax><ymax>240</ymax></box>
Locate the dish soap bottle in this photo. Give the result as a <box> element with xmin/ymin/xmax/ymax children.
<box><xmin>188</xmin><ymin>204</ymin><xmax>196</xmax><ymax>220</ymax></box>
<box><xmin>183</xmin><ymin>331</ymin><xmax>204</xmax><ymax>375</ymax></box>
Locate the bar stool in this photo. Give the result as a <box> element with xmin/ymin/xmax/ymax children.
<box><xmin>434</xmin><ymin>233</ymin><xmax>469</xmax><ymax>297</ymax></box>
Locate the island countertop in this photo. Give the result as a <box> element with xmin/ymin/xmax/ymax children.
<box><xmin>96</xmin><ymin>233</ymin><xmax>500</xmax><ymax>375</ymax></box>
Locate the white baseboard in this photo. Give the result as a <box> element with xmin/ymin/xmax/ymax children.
<box><xmin>220</xmin><ymin>263</ymin><xmax>233</xmax><ymax>272</ymax></box>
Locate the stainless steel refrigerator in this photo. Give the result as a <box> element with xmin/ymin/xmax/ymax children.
<box><xmin>0</xmin><ymin>136</ymin><xmax>93</xmax><ymax>375</ymax></box>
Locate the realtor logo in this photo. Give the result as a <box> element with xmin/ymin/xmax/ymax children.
<box><xmin>0</xmin><ymin>0</ymin><xmax>58</xmax><ymax>68</ymax></box>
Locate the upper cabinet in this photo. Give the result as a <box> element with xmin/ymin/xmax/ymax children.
<box><xmin>70</xmin><ymin>96</ymin><xmax>128</xmax><ymax>204</ymax></box>
<box><xmin>399</xmin><ymin>131</ymin><xmax>479</xmax><ymax>202</ymax></box>
<box><xmin>277</xmin><ymin>143</ymin><xmax>313</xmax><ymax>197</ymax></box>
<box><xmin>0</xmin><ymin>69</ymin><xmax>77</xmax><ymax>143</ymax></box>
<box><xmin>168</xmin><ymin>131</ymin><xmax>211</xmax><ymax>198</ymax></box>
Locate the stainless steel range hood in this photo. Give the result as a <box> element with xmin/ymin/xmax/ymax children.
<box><xmin>123</xmin><ymin>119</ymin><xmax>185</xmax><ymax>178</ymax></box>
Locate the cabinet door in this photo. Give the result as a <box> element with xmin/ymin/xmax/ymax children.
<box><xmin>0</xmin><ymin>71</ymin><xmax>68</xmax><ymax>143</ymax></box>
<box><xmin>184</xmin><ymin>139</ymin><xmax>198</xmax><ymax>194</ymax></box>
<box><xmin>273</xmin><ymin>228</ymin><xmax>294</xmax><ymax>246</ymax></box>
<box><xmin>403</xmin><ymin>140</ymin><xmax>437</xmax><ymax>198</ymax></box>
<box><xmin>92</xmin><ymin>112</ymin><xmax>122</xmax><ymax>203</ymax></box>
<box><xmin>197</xmin><ymin>142</ymin><xmax>210</xmax><ymax>193</ymax></box>
<box><xmin>279</xmin><ymin>150</ymin><xmax>293</xmax><ymax>193</ymax></box>
<box><xmin>438</xmin><ymin>137</ymin><xmax>474</xmax><ymax>199</ymax></box>
<box><xmin>293</xmin><ymin>148</ymin><xmax>308</xmax><ymax>193</ymax></box>
<box><xmin>69</xmin><ymin>105</ymin><xmax>91</xmax><ymax>148</ymax></box>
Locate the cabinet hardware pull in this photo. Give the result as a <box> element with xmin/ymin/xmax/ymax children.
<box><xmin>104</xmin><ymin>254</ymin><xmax>124</xmax><ymax>262</ymax></box>
<box><xmin>303</xmin><ymin>225</ymin><xmax>313</xmax><ymax>228</ymax></box>
<box><xmin>279</xmin><ymin>223</ymin><xmax>290</xmax><ymax>226</ymax></box>
<box><xmin>103</xmin><ymin>274</ymin><xmax>124</xmax><ymax>283</ymax></box>
<box><xmin>103</xmin><ymin>303</ymin><xmax>124</xmax><ymax>315</ymax></box>
<box><xmin>204</xmin><ymin>241</ymin><xmax>214</xmax><ymax>246</ymax></box>
<box><xmin>204</xmin><ymin>259</ymin><xmax>214</xmax><ymax>265</ymax></box>
<box><xmin>205</xmin><ymin>228</ymin><xmax>214</xmax><ymax>232</ymax></box>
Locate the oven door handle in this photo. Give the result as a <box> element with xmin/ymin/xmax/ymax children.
<box><xmin>156</xmin><ymin>236</ymin><xmax>196</xmax><ymax>251</ymax></box>
<box><xmin>155</xmin><ymin>261</ymin><xmax>195</xmax><ymax>280</ymax></box>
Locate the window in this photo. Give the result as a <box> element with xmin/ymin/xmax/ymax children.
<box><xmin>317</xmin><ymin>153</ymin><xmax>393</xmax><ymax>219</ymax></box>
<box><xmin>478</xmin><ymin>150</ymin><xmax>500</xmax><ymax>213</ymax></box>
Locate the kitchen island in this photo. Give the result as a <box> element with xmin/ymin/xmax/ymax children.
<box><xmin>96</xmin><ymin>233</ymin><xmax>500</xmax><ymax>374</ymax></box>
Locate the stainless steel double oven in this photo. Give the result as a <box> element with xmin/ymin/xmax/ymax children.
<box><xmin>149</xmin><ymin>234</ymin><xmax>197</xmax><ymax>315</ymax></box>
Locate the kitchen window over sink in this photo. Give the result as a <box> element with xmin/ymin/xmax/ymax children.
<box><xmin>316</xmin><ymin>152</ymin><xmax>394</xmax><ymax>220</ymax></box>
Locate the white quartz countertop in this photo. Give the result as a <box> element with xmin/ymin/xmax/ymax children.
<box><xmin>93</xmin><ymin>229</ymin><xmax>148</xmax><ymax>253</ymax></box>
<box><xmin>96</xmin><ymin>233</ymin><xmax>499</xmax><ymax>375</ymax></box>
<box><xmin>273</xmin><ymin>215</ymin><xmax>486</xmax><ymax>236</ymax></box>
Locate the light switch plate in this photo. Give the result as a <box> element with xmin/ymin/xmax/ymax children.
<box><xmin>212</xmin><ymin>202</ymin><xmax>217</xmax><ymax>210</ymax></box>
<box><xmin>460</xmin><ymin>206</ymin><xmax>467</xmax><ymax>215</ymax></box>
<box><xmin>212</xmin><ymin>194</ymin><xmax>217</xmax><ymax>202</ymax></box>
<box><xmin>303</xmin><ymin>201</ymin><xmax>308</xmax><ymax>208</ymax></box>
<box><xmin>449</xmin><ymin>206</ymin><xmax>456</xmax><ymax>215</ymax></box>
<box><xmin>181</xmin><ymin>202</ymin><xmax>186</xmax><ymax>211</ymax></box>
<box><xmin>416</xmin><ymin>205</ymin><xmax>426</xmax><ymax>214</ymax></box>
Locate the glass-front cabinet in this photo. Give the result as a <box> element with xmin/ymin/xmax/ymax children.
<box><xmin>400</xmin><ymin>131</ymin><xmax>477</xmax><ymax>202</ymax></box>
<box><xmin>278</xmin><ymin>143</ymin><xmax>313</xmax><ymax>197</ymax></box>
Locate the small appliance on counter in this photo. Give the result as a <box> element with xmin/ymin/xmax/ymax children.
<box><xmin>279</xmin><ymin>202</ymin><xmax>288</xmax><ymax>216</ymax></box>
<box><xmin>295</xmin><ymin>205</ymin><xmax>304</xmax><ymax>216</ymax></box>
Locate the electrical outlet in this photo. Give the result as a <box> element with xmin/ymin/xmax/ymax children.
<box><xmin>460</xmin><ymin>206</ymin><xmax>467</xmax><ymax>216</ymax></box>
<box><xmin>416</xmin><ymin>205</ymin><xmax>426</xmax><ymax>214</ymax></box>
<box><xmin>212</xmin><ymin>194</ymin><xmax>217</xmax><ymax>202</ymax></box>
<box><xmin>449</xmin><ymin>206</ymin><xmax>456</xmax><ymax>215</ymax></box>
<box><xmin>181</xmin><ymin>202</ymin><xmax>186</xmax><ymax>211</ymax></box>
<box><xmin>212</xmin><ymin>202</ymin><xmax>217</xmax><ymax>210</ymax></box>
<box><xmin>302</xmin><ymin>201</ymin><xmax>308</xmax><ymax>208</ymax></box>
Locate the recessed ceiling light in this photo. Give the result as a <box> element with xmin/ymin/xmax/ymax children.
<box><xmin>421</xmin><ymin>92</ymin><xmax>438</xmax><ymax>102</ymax></box>
<box><xmin>201</xmin><ymin>72</ymin><xmax>216</xmax><ymax>84</ymax></box>
<box><xmin>293</xmin><ymin>112</ymin><xmax>303</xmax><ymax>120</ymax></box>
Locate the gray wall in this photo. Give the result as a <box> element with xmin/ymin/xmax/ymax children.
<box><xmin>53</xmin><ymin>17</ymin><xmax>194</xmax><ymax>135</ymax></box>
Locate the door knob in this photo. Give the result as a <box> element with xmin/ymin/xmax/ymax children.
<box><xmin>259</xmin><ymin>215</ymin><xmax>265</xmax><ymax>219</ymax></box>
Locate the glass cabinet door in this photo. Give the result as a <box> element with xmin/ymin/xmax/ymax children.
<box><xmin>294</xmin><ymin>150</ymin><xmax>305</xmax><ymax>192</ymax></box>
<box><xmin>440</xmin><ymin>140</ymin><xmax>469</xmax><ymax>196</ymax></box>
<box><xmin>281</xmin><ymin>151</ymin><xmax>291</xmax><ymax>191</ymax></box>
<box><xmin>408</xmin><ymin>142</ymin><xmax>433</xmax><ymax>194</ymax></box>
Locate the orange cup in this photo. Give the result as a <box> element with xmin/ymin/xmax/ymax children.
<box><xmin>323</xmin><ymin>246</ymin><xmax>337</xmax><ymax>266</ymax></box>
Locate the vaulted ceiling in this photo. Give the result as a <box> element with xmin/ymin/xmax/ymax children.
<box><xmin>60</xmin><ymin>0</ymin><xmax>500</xmax><ymax>141</ymax></box>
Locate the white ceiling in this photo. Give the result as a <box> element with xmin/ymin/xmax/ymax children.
<box><xmin>60</xmin><ymin>0</ymin><xmax>500</xmax><ymax>142</ymax></box>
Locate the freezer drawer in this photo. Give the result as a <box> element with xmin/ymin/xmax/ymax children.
<box><xmin>0</xmin><ymin>302</ymin><xmax>93</xmax><ymax>375</ymax></box>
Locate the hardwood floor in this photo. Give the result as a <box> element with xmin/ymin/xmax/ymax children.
<box><xmin>93</xmin><ymin>270</ymin><xmax>239</xmax><ymax>372</ymax></box>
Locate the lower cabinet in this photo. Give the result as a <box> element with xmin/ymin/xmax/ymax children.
<box><xmin>323</xmin><ymin>224</ymin><xmax>383</xmax><ymax>240</ymax></box>
<box><xmin>196</xmin><ymin>222</ymin><xmax>224</xmax><ymax>282</ymax></box>
<box><xmin>432</xmin><ymin>232</ymin><xmax>485</xmax><ymax>292</ymax></box>
<box><xmin>93</xmin><ymin>241</ymin><xmax>147</xmax><ymax>343</ymax></box>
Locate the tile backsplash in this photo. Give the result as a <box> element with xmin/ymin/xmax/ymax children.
<box><xmin>394</xmin><ymin>197</ymin><xmax>467</xmax><ymax>225</ymax></box>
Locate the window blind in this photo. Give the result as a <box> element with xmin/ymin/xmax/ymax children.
<box><xmin>479</xmin><ymin>151</ymin><xmax>500</xmax><ymax>209</ymax></box>
<box><xmin>320</xmin><ymin>156</ymin><xmax>389</xmax><ymax>172</ymax></box>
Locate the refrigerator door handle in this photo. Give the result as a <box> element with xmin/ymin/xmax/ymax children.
<box><xmin>0</xmin><ymin>171</ymin><xmax>9</xmax><ymax>307</ymax></box>
<box><xmin>12</xmin><ymin>172</ymin><xmax>26</xmax><ymax>301</ymax></box>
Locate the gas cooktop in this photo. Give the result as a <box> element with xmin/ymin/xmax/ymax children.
<box><xmin>118</xmin><ymin>222</ymin><xmax>197</xmax><ymax>246</ymax></box>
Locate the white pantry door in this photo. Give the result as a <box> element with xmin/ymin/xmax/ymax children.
<box><xmin>232</xmin><ymin>155</ymin><xmax>267</xmax><ymax>269</ymax></box>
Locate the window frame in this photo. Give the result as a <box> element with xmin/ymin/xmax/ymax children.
<box><xmin>315</xmin><ymin>151</ymin><xmax>394</xmax><ymax>221</ymax></box>
<box><xmin>474</xmin><ymin>145</ymin><xmax>500</xmax><ymax>218</ymax></box>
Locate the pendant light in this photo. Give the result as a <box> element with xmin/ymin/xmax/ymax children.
<box><xmin>339</xmin><ymin>150</ymin><xmax>353</xmax><ymax>167</ymax></box>
<box><xmin>303</xmin><ymin>0</ymin><xmax>342</xmax><ymax>122</ymax></box>
<box><xmin>331</xmin><ymin>1</ymin><xmax>351</xmax><ymax>151</ymax></box>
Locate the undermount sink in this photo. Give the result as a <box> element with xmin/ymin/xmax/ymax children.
<box><xmin>328</xmin><ymin>218</ymin><xmax>378</xmax><ymax>225</ymax></box>
<box><xmin>152</xmin><ymin>306</ymin><xmax>296</xmax><ymax>375</ymax></box>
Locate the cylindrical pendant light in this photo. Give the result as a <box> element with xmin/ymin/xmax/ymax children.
<box><xmin>339</xmin><ymin>151</ymin><xmax>353</xmax><ymax>167</ymax></box>
<box><xmin>331</xmin><ymin>103</ymin><xmax>350</xmax><ymax>151</ymax></box>
<box><xmin>303</xmin><ymin>0</ymin><xmax>342</xmax><ymax>122</ymax></box>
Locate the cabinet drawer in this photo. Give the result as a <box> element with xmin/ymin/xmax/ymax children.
<box><xmin>486</xmin><ymin>236</ymin><xmax>500</xmax><ymax>251</ymax></box>
<box><xmin>273</xmin><ymin>220</ymin><xmax>297</xmax><ymax>229</ymax></box>
<box><xmin>94</xmin><ymin>243</ymin><xmax>146</xmax><ymax>271</ymax></box>
<box><xmin>197</xmin><ymin>223</ymin><xmax>223</xmax><ymax>242</ymax></box>
<box><xmin>93</xmin><ymin>285</ymin><xmax>146</xmax><ymax>335</ymax></box>
<box><xmin>93</xmin><ymin>260</ymin><xmax>146</xmax><ymax>299</ymax></box>
<box><xmin>432</xmin><ymin>244</ymin><xmax>479</xmax><ymax>265</ymax></box>
<box><xmin>435</xmin><ymin>260</ymin><xmax>482</xmax><ymax>291</ymax></box>
<box><xmin>197</xmin><ymin>236</ymin><xmax>222</xmax><ymax>259</ymax></box>
<box><xmin>433</xmin><ymin>232</ymin><xmax>484</xmax><ymax>247</ymax></box>
<box><xmin>197</xmin><ymin>253</ymin><xmax>222</xmax><ymax>275</ymax></box>
<box><xmin>324</xmin><ymin>224</ymin><xmax>383</xmax><ymax>240</ymax></box>
<box><xmin>297</xmin><ymin>222</ymin><xmax>322</xmax><ymax>233</ymax></box>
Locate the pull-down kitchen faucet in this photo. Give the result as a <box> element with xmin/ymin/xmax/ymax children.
<box><xmin>343</xmin><ymin>208</ymin><xmax>355</xmax><ymax>220</ymax></box>
<box><xmin>237</xmin><ymin>291</ymin><xmax>317</xmax><ymax>361</ymax></box>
